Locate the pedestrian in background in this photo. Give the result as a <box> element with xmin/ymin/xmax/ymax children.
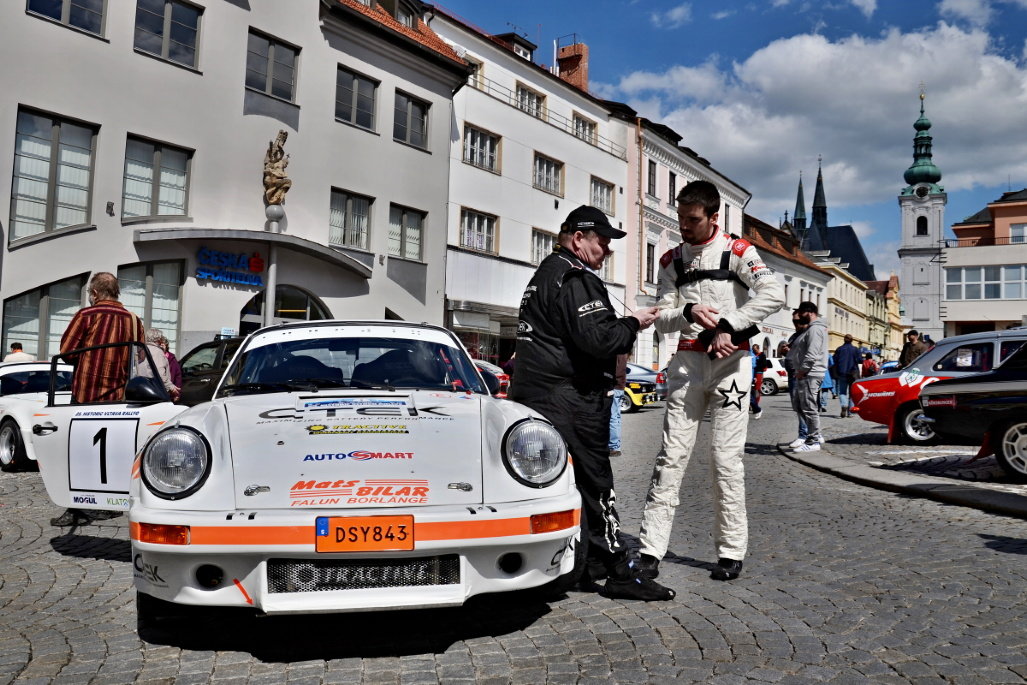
<box><xmin>820</xmin><ymin>354</ymin><xmax>835</xmax><ymax>413</ymax></box>
<box><xmin>137</xmin><ymin>328</ymin><xmax>180</xmax><ymax>401</ymax></box>
<box><xmin>3</xmin><ymin>343</ymin><xmax>34</xmax><ymax>362</ymax></box>
<box><xmin>860</xmin><ymin>353</ymin><xmax>878</xmax><ymax>378</ymax></box>
<box><xmin>510</xmin><ymin>205</ymin><xmax>673</xmax><ymax>601</ymax></box>
<box><xmin>608</xmin><ymin>354</ymin><xmax>627</xmax><ymax>457</ymax></box>
<box><xmin>899</xmin><ymin>330</ymin><xmax>929</xmax><ymax>367</ymax></box>
<box><xmin>786</xmin><ymin>301</ymin><xmax>827</xmax><ymax>452</ymax></box>
<box><xmin>749</xmin><ymin>343</ymin><xmax>768</xmax><ymax>419</ymax></box>
<box><xmin>833</xmin><ymin>333</ymin><xmax>861</xmax><ymax>418</ymax></box>
<box><xmin>635</xmin><ymin>180</ymin><xmax>785</xmax><ymax>584</ymax></box>
<box><xmin>783</xmin><ymin>310</ymin><xmax>810</xmax><ymax>444</ymax></box>
<box><xmin>161</xmin><ymin>336</ymin><xmax>183</xmax><ymax>388</ymax></box>
<box><xmin>53</xmin><ymin>271</ymin><xmax>144</xmax><ymax>527</ymax></box>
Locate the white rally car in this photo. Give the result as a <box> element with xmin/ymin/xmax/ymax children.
<box><xmin>0</xmin><ymin>361</ymin><xmax>74</xmax><ymax>471</ymax></box>
<box><xmin>32</xmin><ymin>321</ymin><xmax>581</xmax><ymax>623</ymax></box>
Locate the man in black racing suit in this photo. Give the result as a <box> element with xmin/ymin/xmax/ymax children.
<box><xmin>510</xmin><ymin>205</ymin><xmax>675</xmax><ymax>601</ymax></box>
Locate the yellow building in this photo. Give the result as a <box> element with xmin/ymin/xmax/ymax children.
<box><xmin>810</xmin><ymin>255</ymin><xmax>869</xmax><ymax>350</ymax></box>
<box><xmin>865</xmin><ymin>275</ymin><xmax>903</xmax><ymax>362</ymax></box>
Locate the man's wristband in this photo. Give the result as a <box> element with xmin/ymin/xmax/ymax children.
<box><xmin>683</xmin><ymin>303</ymin><xmax>694</xmax><ymax>323</ymax></box>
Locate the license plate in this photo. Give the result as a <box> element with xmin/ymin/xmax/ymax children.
<box><xmin>315</xmin><ymin>515</ymin><xmax>414</xmax><ymax>552</ymax></box>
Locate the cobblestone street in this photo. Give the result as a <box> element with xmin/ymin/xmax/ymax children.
<box><xmin>2</xmin><ymin>392</ymin><xmax>1026</xmax><ymax>684</ymax></box>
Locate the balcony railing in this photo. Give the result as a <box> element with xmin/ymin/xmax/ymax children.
<box><xmin>468</xmin><ymin>75</ymin><xmax>627</xmax><ymax>160</ymax></box>
<box><xmin>944</xmin><ymin>236</ymin><xmax>1026</xmax><ymax>248</ymax></box>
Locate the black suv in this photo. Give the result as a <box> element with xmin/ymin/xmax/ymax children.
<box><xmin>178</xmin><ymin>336</ymin><xmax>245</xmax><ymax>406</ymax></box>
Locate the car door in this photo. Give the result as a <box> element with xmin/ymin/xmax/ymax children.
<box><xmin>31</xmin><ymin>343</ymin><xmax>187</xmax><ymax>512</ymax></box>
<box><xmin>178</xmin><ymin>341</ymin><xmax>221</xmax><ymax>406</ymax></box>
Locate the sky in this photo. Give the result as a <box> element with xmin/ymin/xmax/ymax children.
<box><xmin>434</xmin><ymin>0</ymin><xmax>1027</xmax><ymax>279</ymax></box>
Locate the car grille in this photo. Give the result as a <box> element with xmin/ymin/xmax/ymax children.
<box><xmin>267</xmin><ymin>555</ymin><xmax>460</xmax><ymax>593</ymax></box>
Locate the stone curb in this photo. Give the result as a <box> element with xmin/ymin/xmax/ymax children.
<box><xmin>778</xmin><ymin>443</ymin><xmax>1027</xmax><ymax>520</ymax></box>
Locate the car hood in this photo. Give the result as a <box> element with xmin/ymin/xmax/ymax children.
<box><xmin>223</xmin><ymin>391</ymin><xmax>485</xmax><ymax>510</ymax></box>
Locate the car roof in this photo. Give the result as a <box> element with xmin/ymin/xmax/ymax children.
<box><xmin>0</xmin><ymin>361</ymin><xmax>73</xmax><ymax>373</ymax></box>
<box><xmin>936</xmin><ymin>328</ymin><xmax>1027</xmax><ymax>345</ymax></box>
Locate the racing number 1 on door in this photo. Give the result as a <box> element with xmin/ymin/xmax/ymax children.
<box><xmin>68</xmin><ymin>419</ymin><xmax>139</xmax><ymax>494</ymax></box>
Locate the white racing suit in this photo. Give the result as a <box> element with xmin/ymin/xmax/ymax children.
<box><xmin>639</xmin><ymin>231</ymin><xmax>785</xmax><ymax>561</ymax></box>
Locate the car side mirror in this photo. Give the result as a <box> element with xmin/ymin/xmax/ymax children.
<box><xmin>479</xmin><ymin>367</ymin><xmax>501</xmax><ymax>396</ymax></box>
<box><xmin>126</xmin><ymin>375</ymin><xmax>169</xmax><ymax>403</ymax></box>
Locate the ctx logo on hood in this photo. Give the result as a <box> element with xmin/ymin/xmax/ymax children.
<box><xmin>303</xmin><ymin>451</ymin><xmax>414</xmax><ymax>461</ymax></box>
<box><xmin>577</xmin><ymin>299</ymin><xmax>606</xmax><ymax>314</ymax></box>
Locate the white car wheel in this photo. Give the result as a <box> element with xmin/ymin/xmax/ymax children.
<box><xmin>898</xmin><ymin>404</ymin><xmax>936</xmax><ymax>444</ymax></box>
<box><xmin>618</xmin><ymin>393</ymin><xmax>631</xmax><ymax>413</ymax></box>
<box><xmin>997</xmin><ymin>421</ymin><xmax>1027</xmax><ymax>482</ymax></box>
<box><xmin>0</xmin><ymin>420</ymin><xmax>30</xmax><ymax>471</ymax></box>
<box><xmin>760</xmin><ymin>378</ymin><xmax>778</xmax><ymax>396</ymax></box>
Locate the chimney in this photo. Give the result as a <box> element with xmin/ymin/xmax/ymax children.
<box><xmin>557</xmin><ymin>42</ymin><xmax>588</xmax><ymax>91</ymax></box>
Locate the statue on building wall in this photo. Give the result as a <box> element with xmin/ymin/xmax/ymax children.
<box><xmin>263</xmin><ymin>130</ymin><xmax>292</xmax><ymax>205</ymax></box>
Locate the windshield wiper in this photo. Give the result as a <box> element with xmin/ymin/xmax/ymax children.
<box><xmin>221</xmin><ymin>381</ymin><xmax>319</xmax><ymax>396</ymax></box>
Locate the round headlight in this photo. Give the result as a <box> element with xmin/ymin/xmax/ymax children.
<box><xmin>142</xmin><ymin>428</ymin><xmax>211</xmax><ymax>499</ymax></box>
<box><xmin>502</xmin><ymin>419</ymin><xmax>567</xmax><ymax>487</ymax></box>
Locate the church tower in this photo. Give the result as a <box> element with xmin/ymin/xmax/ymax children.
<box><xmin>792</xmin><ymin>172</ymin><xmax>807</xmax><ymax>244</ymax></box>
<box><xmin>897</xmin><ymin>91</ymin><xmax>945</xmax><ymax>342</ymax></box>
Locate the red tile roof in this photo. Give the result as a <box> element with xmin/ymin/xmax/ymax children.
<box><xmin>335</xmin><ymin>0</ymin><xmax>465</xmax><ymax>66</ymax></box>
<box><xmin>743</xmin><ymin>214</ymin><xmax>827</xmax><ymax>273</ymax></box>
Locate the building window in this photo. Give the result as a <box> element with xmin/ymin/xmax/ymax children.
<box><xmin>590</xmin><ymin>177</ymin><xmax>614</xmax><ymax>215</ymax></box>
<box><xmin>573</xmin><ymin>114</ymin><xmax>596</xmax><ymax>144</ymax></box>
<box><xmin>27</xmin><ymin>0</ymin><xmax>104</xmax><ymax>35</ymax></box>
<box><xmin>2</xmin><ymin>274</ymin><xmax>86</xmax><ymax>360</ymax></box>
<box><xmin>466</xmin><ymin>57</ymin><xmax>483</xmax><ymax>90</ymax></box>
<box><xmin>245</xmin><ymin>30</ymin><xmax>298</xmax><ymax>101</ymax></box>
<box><xmin>395</xmin><ymin>5</ymin><xmax>414</xmax><ymax>26</ymax></box>
<box><xmin>916</xmin><ymin>216</ymin><xmax>928</xmax><ymax>236</ymax></box>
<box><xmin>336</xmin><ymin>67</ymin><xmax>377</xmax><ymax>130</ymax></box>
<box><xmin>669</xmin><ymin>171</ymin><xmax>676</xmax><ymax>202</ymax></box>
<box><xmin>133</xmin><ymin>0</ymin><xmax>201</xmax><ymax>68</ymax></box>
<box><xmin>388</xmin><ymin>205</ymin><xmax>423</xmax><ymax>260</ymax></box>
<box><xmin>122</xmin><ymin>137</ymin><xmax>190</xmax><ymax>218</ymax></box>
<box><xmin>513</xmin><ymin>44</ymin><xmax>531</xmax><ymax>60</ymax></box>
<box><xmin>646</xmin><ymin>243</ymin><xmax>657</xmax><ymax>283</ymax></box>
<box><xmin>9</xmin><ymin>109</ymin><xmax>97</xmax><ymax>242</ymax></box>
<box><xmin>533</xmin><ymin>153</ymin><xmax>563</xmax><ymax>196</ymax></box>
<box><xmin>329</xmin><ymin>189</ymin><xmax>372</xmax><ymax>250</ymax></box>
<box><xmin>647</xmin><ymin>160</ymin><xmax>657</xmax><ymax>197</ymax></box>
<box><xmin>118</xmin><ymin>261</ymin><xmax>183</xmax><ymax>351</ymax></box>
<box><xmin>723</xmin><ymin>204</ymin><xmax>731</xmax><ymax>229</ymax></box>
<box><xmin>532</xmin><ymin>229</ymin><xmax>555</xmax><ymax>264</ymax></box>
<box><xmin>1011</xmin><ymin>223</ymin><xmax>1026</xmax><ymax>244</ymax></box>
<box><xmin>393</xmin><ymin>91</ymin><xmax>428</xmax><ymax>149</ymax></box>
<box><xmin>516</xmin><ymin>84</ymin><xmax>545</xmax><ymax>119</ymax></box>
<box><xmin>463</xmin><ymin>125</ymin><xmax>499</xmax><ymax>172</ymax></box>
<box><xmin>460</xmin><ymin>208</ymin><xmax>496</xmax><ymax>254</ymax></box>
<box><xmin>945</xmin><ymin>266</ymin><xmax>1007</xmax><ymax>300</ymax></box>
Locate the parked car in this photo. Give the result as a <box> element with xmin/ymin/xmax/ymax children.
<box><xmin>177</xmin><ymin>336</ymin><xmax>245</xmax><ymax>406</ymax></box>
<box><xmin>626</xmin><ymin>362</ymin><xmax>666</xmax><ymax>400</ymax></box>
<box><xmin>760</xmin><ymin>357</ymin><xmax>790</xmax><ymax>396</ymax></box>
<box><xmin>919</xmin><ymin>342</ymin><xmax>1027</xmax><ymax>481</ymax></box>
<box><xmin>850</xmin><ymin>329</ymin><xmax>1027</xmax><ymax>444</ymax></box>
<box><xmin>879</xmin><ymin>360</ymin><xmax>900</xmax><ymax>374</ymax></box>
<box><xmin>30</xmin><ymin>322</ymin><xmax>582</xmax><ymax>624</ymax></box>
<box><xmin>0</xmin><ymin>361</ymin><xmax>73</xmax><ymax>471</ymax></box>
<box><xmin>473</xmin><ymin>359</ymin><xmax>509</xmax><ymax>398</ymax></box>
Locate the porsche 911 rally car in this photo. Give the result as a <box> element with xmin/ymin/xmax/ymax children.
<box><xmin>0</xmin><ymin>361</ymin><xmax>73</xmax><ymax>471</ymax></box>
<box><xmin>31</xmin><ymin>322</ymin><xmax>581</xmax><ymax>622</ymax></box>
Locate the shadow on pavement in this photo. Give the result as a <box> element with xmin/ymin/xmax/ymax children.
<box><xmin>979</xmin><ymin>534</ymin><xmax>1027</xmax><ymax>555</ymax></box>
<box><xmin>50</xmin><ymin>533</ymin><xmax>131</xmax><ymax>563</ymax></box>
<box><xmin>137</xmin><ymin>591</ymin><xmax>553</xmax><ymax>659</ymax></box>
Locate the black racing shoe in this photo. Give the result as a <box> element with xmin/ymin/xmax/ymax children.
<box><xmin>602</xmin><ymin>575</ymin><xmax>676</xmax><ymax>601</ymax></box>
<box><xmin>710</xmin><ymin>558</ymin><xmax>743</xmax><ymax>581</ymax></box>
<box><xmin>631</xmin><ymin>553</ymin><xmax>661</xmax><ymax>580</ymax></box>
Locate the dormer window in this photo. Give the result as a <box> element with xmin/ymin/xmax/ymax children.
<box><xmin>514</xmin><ymin>44</ymin><xmax>530</xmax><ymax>60</ymax></box>
<box><xmin>377</xmin><ymin>0</ymin><xmax>420</xmax><ymax>27</ymax></box>
<box><xmin>496</xmin><ymin>32</ymin><xmax>537</xmax><ymax>62</ymax></box>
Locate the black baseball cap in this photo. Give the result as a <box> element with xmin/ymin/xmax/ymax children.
<box><xmin>560</xmin><ymin>205</ymin><xmax>626</xmax><ymax>239</ymax></box>
<box><xmin>907</xmin><ymin>330</ymin><xmax>919</xmax><ymax>336</ymax></box>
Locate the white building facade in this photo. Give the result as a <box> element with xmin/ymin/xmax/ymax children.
<box><xmin>429</xmin><ymin>11</ymin><xmax>629</xmax><ymax>365</ymax></box>
<box><xmin>1</xmin><ymin>0</ymin><xmax>468</xmax><ymax>357</ymax></box>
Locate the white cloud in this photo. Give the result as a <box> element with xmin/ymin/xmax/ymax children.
<box><xmin>849</xmin><ymin>220</ymin><xmax>875</xmax><ymax>239</ymax></box>
<box><xmin>712</xmin><ymin>9</ymin><xmax>736</xmax><ymax>19</ymax></box>
<box><xmin>939</xmin><ymin>0</ymin><xmax>994</xmax><ymax>26</ymax></box>
<box><xmin>849</xmin><ymin>0</ymin><xmax>877</xmax><ymax>18</ymax></box>
<box><xmin>650</xmin><ymin>3</ymin><xmax>692</xmax><ymax>29</ymax></box>
<box><xmin>865</xmin><ymin>239</ymin><xmax>901</xmax><ymax>278</ymax></box>
<box><xmin>609</xmin><ymin>22</ymin><xmax>1027</xmax><ymax>224</ymax></box>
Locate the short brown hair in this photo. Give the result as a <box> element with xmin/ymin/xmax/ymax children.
<box><xmin>89</xmin><ymin>272</ymin><xmax>120</xmax><ymax>301</ymax></box>
<box><xmin>676</xmin><ymin>180</ymin><xmax>721</xmax><ymax>218</ymax></box>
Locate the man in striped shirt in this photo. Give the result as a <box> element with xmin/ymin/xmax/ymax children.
<box><xmin>51</xmin><ymin>272</ymin><xmax>144</xmax><ymax>527</ymax></box>
<box><xmin>60</xmin><ymin>272</ymin><xmax>144</xmax><ymax>404</ymax></box>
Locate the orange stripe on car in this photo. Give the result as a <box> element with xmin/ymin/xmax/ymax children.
<box><xmin>130</xmin><ymin>511</ymin><xmax>579</xmax><ymax>546</ymax></box>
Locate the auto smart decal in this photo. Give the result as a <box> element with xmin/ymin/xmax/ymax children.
<box><xmin>289</xmin><ymin>478</ymin><xmax>429</xmax><ymax>506</ymax></box>
<box><xmin>302</xmin><ymin>451</ymin><xmax>414</xmax><ymax>461</ymax></box>
<box><xmin>305</xmin><ymin>424</ymin><xmax>409</xmax><ymax>434</ymax></box>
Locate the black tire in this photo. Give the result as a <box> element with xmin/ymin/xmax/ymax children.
<box><xmin>760</xmin><ymin>378</ymin><xmax>778</xmax><ymax>396</ymax></box>
<box><xmin>996</xmin><ymin>420</ymin><xmax>1027</xmax><ymax>482</ymax></box>
<box><xmin>896</xmin><ymin>403</ymin><xmax>936</xmax><ymax>444</ymax></box>
<box><xmin>0</xmin><ymin>419</ymin><xmax>32</xmax><ymax>472</ymax></box>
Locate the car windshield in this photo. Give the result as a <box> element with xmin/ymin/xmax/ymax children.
<box><xmin>217</xmin><ymin>334</ymin><xmax>487</xmax><ymax>397</ymax></box>
<box><xmin>0</xmin><ymin>369</ymin><xmax>72</xmax><ymax>395</ymax></box>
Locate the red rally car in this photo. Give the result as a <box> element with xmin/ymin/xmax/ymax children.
<box><xmin>849</xmin><ymin>329</ymin><xmax>1027</xmax><ymax>444</ymax></box>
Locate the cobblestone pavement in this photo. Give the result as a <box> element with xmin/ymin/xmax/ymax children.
<box><xmin>2</xmin><ymin>393</ymin><xmax>1027</xmax><ymax>684</ymax></box>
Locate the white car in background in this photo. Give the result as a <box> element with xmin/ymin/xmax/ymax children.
<box><xmin>0</xmin><ymin>361</ymin><xmax>73</xmax><ymax>471</ymax></box>
<box><xmin>31</xmin><ymin>322</ymin><xmax>582</xmax><ymax>625</ymax></box>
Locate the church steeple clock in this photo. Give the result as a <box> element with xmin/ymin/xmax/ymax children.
<box><xmin>897</xmin><ymin>89</ymin><xmax>945</xmax><ymax>341</ymax></box>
